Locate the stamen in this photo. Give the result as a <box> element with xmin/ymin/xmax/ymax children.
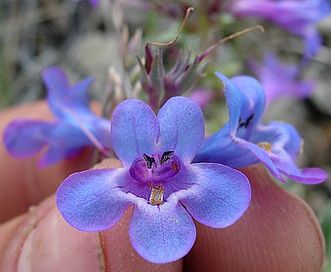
<box><xmin>257</xmin><ymin>142</ymin><xmax>272</xmax><ymax>152</ymax></box>
<box><xmin>148</xmin><ymin>7</ymin><xmax>194</xmax><ymax>47</ymax></box>
<box><xmin>160</xmin><ymin>151</ymin><xmax>174</xmax><ymax>164</ymax></box>
<box><xmin>143</xmin><ymin>153</ymin><xmax>156</xmax><ymax>169</ymax></box>
<box><xmin>149</xmin><ymin>185</ymin><xmax>164</xmax><ymax>205</ymax></box>
<box><xmin>171</xmin><ymin>161</ymin><xmax>180</xmax><ymax>172</ymax></box>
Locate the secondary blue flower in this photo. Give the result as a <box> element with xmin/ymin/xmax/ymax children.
<box><xmin>226</xmin><ymin>0</ymin><xmax>330</xmax><ymax>56</ymax></box>
<box><xmin>56</xmin><ymin>97</ymin><xmax>251</xmax><ymax>263</ymax></box>
<box><xmin>194</xmin><ymin>73</ymin><xmax>327</xmax><ymax>184</ymax></box>
<box><xmin>4</xmin><ymin>66</ymin><xmax>111</xmax><ymax>167</ymax></box>
<box><xmin>249</xmin><ymin>52</ymin><xmax>315</xmax><ymax>107</ymax></box>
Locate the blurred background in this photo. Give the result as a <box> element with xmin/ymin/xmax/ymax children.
<box><xmin>1</xmin><ymin>0</ymin><xmax>331</xmax><ymax>270</ymax></box>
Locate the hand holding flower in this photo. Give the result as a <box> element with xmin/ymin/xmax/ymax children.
<box><xmin>0</xmin><ymin>101</ymin><xmax>325</xmax><ymax>271</ymax></box>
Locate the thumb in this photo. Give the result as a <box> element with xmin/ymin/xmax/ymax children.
<box><xmin>184</xmin><ymin>165</ymin><xmax>325</xmax><ymax>271</ymax></box>
<box><xmin>0</xmin><ymin>159</ymin><xmax>182</xmax><ymax>272</ymax></box>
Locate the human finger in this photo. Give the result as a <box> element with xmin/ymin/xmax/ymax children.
<box><xmin>183</xmin><ymin>165</ymin><xmax>324</xmax><ymax>271</ymax></box>
<box><xmin>0</xmin><ymin>158</ymin><xmax>182</xmax><ymax>272</ymax></box>
<box><xmin>0</xmin><ymin>101</ymin><xmax>95</xmax><ymax>223</ymax></box>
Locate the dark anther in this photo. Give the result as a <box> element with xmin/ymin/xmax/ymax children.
<box><xmin>239</xmin><ymin>114</ymin><xmax>255</xmax><ymax>128</ymax></box>
<box><xmin>160</xmin><ymin>151</ymin><xmax>174</xmax><ymax>164</ymax></box>
<box><xmin>143</xmin><ymin>153</ymin><xmax>156</xmax><ymax>169</ymax></box>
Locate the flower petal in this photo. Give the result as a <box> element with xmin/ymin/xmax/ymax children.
<box><xmin>157</xmin><ymin>96</ymin><xmax>204</xmax><ymax>162</ymax></box>
<box><xmin>129</xmin><ymin>200</ymin><xmax>196</xmax><ymax>264</ymax></box>
<box><xmin>89</xmin><ymin>0</ymin><xmax>99</xmax><ymax>7</ymax></box>
<box><xmin>216</xmin><ymin>73</ymin><xmax>266</xmax><ymax>138</ymax></box>
<box><xmin>70</xmin><ymin>0</ymin><xmax>99</xmax><ymax>7</ymax></box>
<box><xmin>83</xmin><ymin>116</ymin><xmax>111</xmax><ymax>149</ymax></box>
<box><xmin>226</xmin><ymin>0</ymin><xmax>330</xmax><ymax>55</ymax></box>
<box><xmin>67</xmin><ymin>77</ymin><xmax>94</xmax><ymax>113</ymax></box>
<box><xmin>38</xmin><ymin>122</ymin><xmax>98</xmax><ymax>166</ymax></box>
<box><xmin>56</xmin><ymin>168</ymin><xmax>133</xmax><ymax>231</ymax></box>
<box><xmin>180</xmin><ymin>163</ymin><xmax>251</xmax><ymax>228</ymax></box>
<box><xmin>194</xmin><ymin>124</ymin><xmax>260</xmax><ymax>167</ymax></box>
<box><xmin>43</xmin><ymin>67</ymin><xmax>70</xmax><ymax>119</ymax></box>
<box><xmin>230</xmin><ymin>76</ymin><xmax>265</xmax><ymax>126</ymax></box>
<box><xmin>195</xmin><ymin>126</ymin><xmax>284</xmax><ymax>181</ymax></box>
<box><xmin>235</xmin><ymin>137</ymin><xmax>284</xmax><ymax>181</ymax></box>
<box><xmin>269</xmin><ymin>150</ymin><xmax>328</xmax><ymax>184</ymax></box>
<box><xmin>252</xmin><ymin>121</ymin><xmax>302</xmax><ymax>160</ymax></box>
<box><xmin>3</xmin><ymin>119</ymin><xmax>90</xmax><ymax>167</ymax></box>
<box><xmin>304</xmin><ymin>28</ymin><xmax>322</xmax><ymax>57</ymax></box>
<box><xmin>111</xmin><ymin>99</ymin><xmax>159</xmax><ymax>167</ymax></box>
<box><xmin>215</xmin><ymin>72</ymin><xmax>243</xmax><ymax>134</ymax></box>
<box><xmin>3</xmin><ymin>119</ymin><xmax>54</xmax><ymax>158</ymax></box>
<box><xmin>43</xmin><ymin>66</ymin><xmax>94</xmax><ymax>120</ymax></box>
<box><xmin>43</xmin><ymin>66</ymin><xmax>69</xmax><ymax>101</ymax></box>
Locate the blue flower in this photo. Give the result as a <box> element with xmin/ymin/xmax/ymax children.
<box><xmin>4</xmin><ymin>66</ymin><xmax>111</xmax><ymax>167</ymax></box>
<box><xmin>194</xmin><ymin>73</ymin><xmax>328</xmax><ymax>184</ymax></box>
<box><xmin>226</xmin><ymin>0</ymin><xmax>330</xmax><ymax>56</ymax></box>
<box><xmin>249</xmin><ymin>52</ymin><xmax>315</xmax><ymax>107</ymax></box>
<box><xmin>56</xmin><ymin>97</ymin><xmax>251</xmax><ymax>263</ymax></box>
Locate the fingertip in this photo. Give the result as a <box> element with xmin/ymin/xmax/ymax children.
<box><xmin>184</xmin><ymin>165</ymin><xmax>325</xmax><ymax>272</ymax></box>
<box><xmin>0</xmin><ymin>196</ymin><xmax>103</xmax><ymax>271</ymax></box>
<box><xmin>0</xmin><ymin>196</ymin><xmax>182</xmax><ymax>271</ymax></box>
<box><xmin>99</xmin><ymin>208</ymin><xmax>183</xmax><ymax>271</ymax></box>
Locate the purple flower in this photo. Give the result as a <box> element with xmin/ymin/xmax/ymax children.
<box><xmin>226</xmin><ymin>0</ymin><xmax>330</xmax><ymax>56</ymax></box>
<box><xmin>4</xmin><ymin>66</ymin><xmax>111</xmax><ymax>167</ymax></box>
<box><xmin>70</xmin><ymin>0</ymin><xmax>99</xmax><ymax>7</ymax></box>
<box><xmin>249</xmin><ymin>52</ymin><xmax>315</xmax><ymax>107</ymax></box>
<box><xmin>194</xmin><ymin>73</ymin><xmax>328</xmax><ymax>184</ymax></box>
<box><xmin>56</xmin><ymin>97</ymin><xmax>251</xmax><ymax>263</ymax></box>
<box><xmin>89</xmin><ymin>0</ymin><xmax>99</xmax><ymax>6</ymax></box>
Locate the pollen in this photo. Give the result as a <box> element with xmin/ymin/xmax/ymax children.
<box><xmin>149</xmin><ymin>185</ymin><xmax>164</xmax><ymax>205</ymax></box>
<box><xmin>257</xmin><ymin>142</ymin><xmax>272</xmax><ymax>152</ymax></box>
<box><xmin>171</xmin><ymin>161</ymin><xmax>179</xmax><ymax>172</ymax></box>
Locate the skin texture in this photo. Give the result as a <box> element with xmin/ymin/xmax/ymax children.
<box><xmin>0</xmin><ymin>101</ymin><xmax>325</xmax><ymax>271</ymax></box>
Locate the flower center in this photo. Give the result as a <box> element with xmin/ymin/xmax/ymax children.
<box><xmin>129</xmin><ymin>151</ymin><xmax>181</xmax><ymax>184</ymax></box>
